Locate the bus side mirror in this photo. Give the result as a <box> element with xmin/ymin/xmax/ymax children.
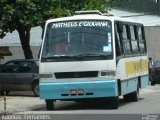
<box><xmin>117</xmin><ymin>22</ymin><xmax>123</xmax><ymax>33</ymax></box>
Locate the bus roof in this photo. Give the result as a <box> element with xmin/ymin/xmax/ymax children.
<box><xmin>46</xmin><ymin>10</ymin><xmax>143</xmax><ymax>25</ymax></box>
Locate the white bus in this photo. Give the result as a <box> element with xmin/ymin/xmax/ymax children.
<box><xmin>39</xmin><ymin>10</ymin><xmax>149</xmax><ymax>110</ymax></box>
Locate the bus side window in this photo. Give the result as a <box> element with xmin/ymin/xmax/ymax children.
<box><xmin>129</xmin><ymin>25</ymin><xmax>139</xmax><ymax>54</ymax></box>
<box><xmin>137</xmin><ymin>26</ymin><xmax>146</xmax><ymax>54</ymax></box>
<box><xmin>122</xmin><ymin>25</ymin><xmax>132</xmax><ymax>55</ymax></box>
<box><xmin>115</xmin><ymin>23</ymin><xmax>123</xmax><ymax>57</ymax></box>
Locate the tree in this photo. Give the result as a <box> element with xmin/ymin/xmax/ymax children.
<box><xmin>0</xmin><ymin>0</ymin><xmax>111</xmax><ymax>59</ymax></box>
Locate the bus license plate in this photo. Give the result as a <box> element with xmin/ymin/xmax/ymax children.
<box><xmin>70</xmin><ymin>89</ymin><xmax>84</xmax><ymax>94</ymax></box>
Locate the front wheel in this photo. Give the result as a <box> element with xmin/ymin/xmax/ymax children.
<box><xmin>46</xmin><ymin>100</ymin><xmax>54</xmax><ymax>110</ymax></box>
<box><xmin>110</xmin><ymin>97</ymin><xmax>119</xmax><ymax>109</ymax></box>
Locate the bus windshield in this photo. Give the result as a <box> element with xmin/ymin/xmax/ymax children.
<box><xmin>41</xmin><ymin>20</ymin><xmax>113</xmax><ymax>61</ymax></box>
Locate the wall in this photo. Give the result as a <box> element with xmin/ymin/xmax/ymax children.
<box><xmin>0</xmin><ymin>46</ymin><xmax>41</xmax><ymax>64</ymax></box>
<box><xmin>145</xmin><ymin>26</ymin><xmax>160</xmax><ymax>61</ymax></box>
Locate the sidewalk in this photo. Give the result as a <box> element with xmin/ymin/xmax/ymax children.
<box><xmin>0</xmin><ymin>92</ymin><xmax>45</xmax><ymax>114</ymax></box>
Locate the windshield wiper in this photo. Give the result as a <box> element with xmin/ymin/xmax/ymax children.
<box><xmin>41</xmin><ymin>55</ymin><xmax>76</xmax><ymax>61</ymax></box>
<box><xmin>73</xmin><ymin>53</ymin><xmax>109</xmax><ymax>57</ymax></box>
<box><xmin>42</xmin><ymin>55</ymin><xmax>75</xmax><ymax>59</ymax></box>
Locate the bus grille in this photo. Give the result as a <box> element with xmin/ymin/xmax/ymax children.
<box><xmin>55</xmin><ymin>71</ymin><xmax>98</xmax><ymax>79</ymax></box>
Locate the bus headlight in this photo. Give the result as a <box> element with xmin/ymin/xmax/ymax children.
<box><xmin>99</xmin><ymin>70</ymin><xmax>116</xmax><ymax>77</ymax></box>
<box><xmin>39</xmin><ymin>74</ymin><xmax>53</xmax><ymax>78</ymax></box>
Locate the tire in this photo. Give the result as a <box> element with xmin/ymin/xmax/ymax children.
<box><xmin>130</xmin><ymin>90</ymin><xmax>139</xmax><ymax>102</ymax></box>
<box><xmin>123</xmin><ymin>93</ymin><xmax>131</xmax><ymax>101</ymax></box>
<box><xmin>46</xmin><ymin>100</ymin><xmax>54</xmax><ymax>110</ymax></box>
<box><xmin>32</xmin><ymin>82</ymin><xmax>39</xmax><ymax>97</ymax></box>
<box><xmin>151</xmin><ymin>81</ymin><xmax>156</xmax><ymax>86</ymax></box>
<box><xmin>110</xmin><ymin>97</ymin><xmax>119</xmax><ymax>109</ymax></box>
<box><xmin>123</xmin><ymin>84</ymin><xmax>140</xmax><ymax>102</ymax></box>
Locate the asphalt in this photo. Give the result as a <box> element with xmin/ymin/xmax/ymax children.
<box><xmin>0</xmin><ymin>85</ymin><xmax>160</xmax><ymax>115</ymax></box>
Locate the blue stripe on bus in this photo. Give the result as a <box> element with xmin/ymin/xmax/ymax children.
<box><xmin>40</xmin><ymin>80</ymin><xmax>118</xmax><ymax>100</ymax></box>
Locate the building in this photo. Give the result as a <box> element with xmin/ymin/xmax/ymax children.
<box><xmin>0</xmin><ymin>26</ymin><xmax>42</xmax><ymax>64</ymax></box>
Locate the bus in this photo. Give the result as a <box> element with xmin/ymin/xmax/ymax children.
<box><xmin>39</xmin><ymin>10</ymin><xmax>149</xmax><ymax>110</ymax></box>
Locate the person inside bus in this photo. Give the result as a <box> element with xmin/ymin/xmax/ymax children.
<box><xmin>55</xmin><ymin>40</ymin><xmax>69</xmax><ymax>54</ymax></box>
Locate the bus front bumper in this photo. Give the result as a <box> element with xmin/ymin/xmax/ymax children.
<box><xmin>40</xmin><ymin>80</ymin><xmax>118</xmax><ymax>100</ymax></box>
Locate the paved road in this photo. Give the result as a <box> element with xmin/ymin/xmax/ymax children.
<box><xmin>27</xmin><ymin>85</ymin><xmax>160</xmax><ymax>114</ymax></box>
<box><xmin>0</xmin><ymin>85</ymin><xmax>160</xmax><ymax>120</ymax></box>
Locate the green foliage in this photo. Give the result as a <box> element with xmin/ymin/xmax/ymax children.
<box><xmin>0</xmin><ymin>0</ymin><xmax>111</xmax><ymax>58</ymax></box>
<box><xmin>0</xmin><ymin>0</ymin><xmax>111</xmax><ymax>38</ymax></box>
<box><xmin>0</xmin><ymin>0</ymin><xmax>57</xmax><ymax>38</ymax></box>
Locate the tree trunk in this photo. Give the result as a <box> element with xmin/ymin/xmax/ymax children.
<box><xmin>17</xmin><ymin>26</ymin><xmax>33</xmax><ymax>59</ymax></box>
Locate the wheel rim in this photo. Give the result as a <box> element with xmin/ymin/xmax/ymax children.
<box><xmin>34</xmin><ymin>84</ymin><xmax>39</xmax><ymax>96</ymax></box>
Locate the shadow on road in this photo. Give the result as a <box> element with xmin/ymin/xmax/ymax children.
<box><xmin>1</xmin><ymin>91</ymin><xmax>145</xmax><ymax>112</ymax></box>
<box><xmin>40</xmin><ymin>97</ymin><xmax>145</xmax><ymax>111</ymax></box>
<box><xmin>5</xmin><ymin>91</ymin><xmax>35</xmax><ymax>97</ymax></box>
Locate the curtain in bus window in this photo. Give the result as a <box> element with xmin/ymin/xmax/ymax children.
<box><xmin>122</xmin><ymin>25</ymin><xmax>131</xmax><ymax>54</ymax></box>
<box><xmin>115</xmin><ymin>24</ymin><xmax>123</xmax><ymax>56</ymax></box>
<box><xmin>130</xmin><ymin>26</ymin><xmax>138</xmax><ymax>54</ymax></box>
<box><xmin>137</xmin><ymin>26</ymin><xmax>145</xmax><ymax>53</ymax></box>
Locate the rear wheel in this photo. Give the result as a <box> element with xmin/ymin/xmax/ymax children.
<box><xmin>46</xmin><ymin>100</ymin><xmax>54</xmax><ymax>110</ymax></box>
<box><xmin>151</xmin><ymin>81</ymin><xmax>156</xmax><ymax>86</ymax></box>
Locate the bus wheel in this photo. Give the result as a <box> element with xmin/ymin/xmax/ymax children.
<box><xmin>46</xmin><ymin>100</ymin><xmax>54</xmax><ymax>110</ymax></box>
<box><xmin>151</xmin><ymin>81</ymin><xmax>156</xmax><ymax>86</ymax></box>
<box><xmin>110</xmin><ymin>97</ymin><xmax>119</xmax><ymax>109</ymax></box>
